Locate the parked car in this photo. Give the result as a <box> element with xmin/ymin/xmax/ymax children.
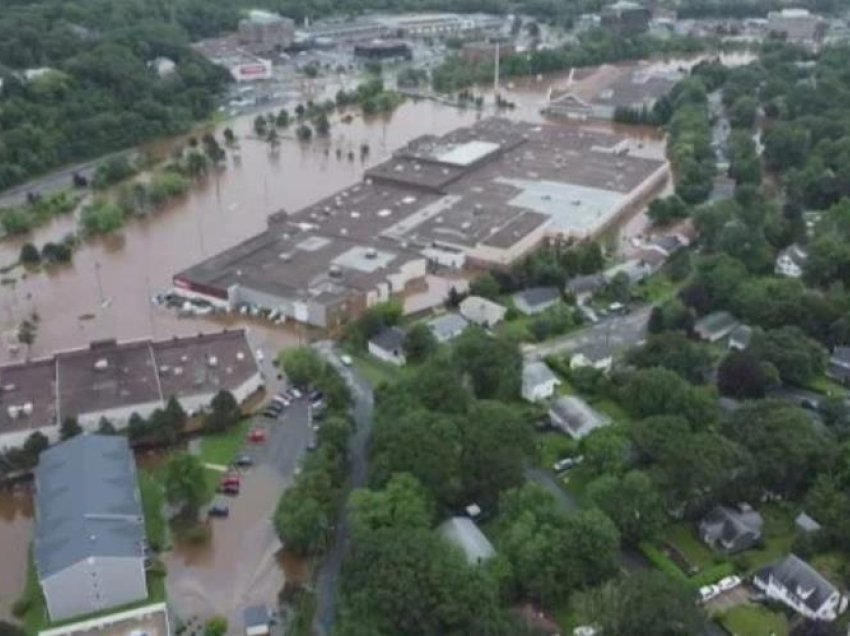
<box><xmin>273</xmin><ymin>394</ymin><xmax>291</xmax><ymax>407</ymax></box>
<box><xmin>717</xmin><ymin>575</ymin><xmax>741</xmax><ymax>592</ymax></box>
<box><xmin>249</xmin><ymin>428</ymin><xmax>267</xmax><ymax>443</ymax></box>
<box><xmin>235</xmin><ymin>455</ymin><xmax>254</xmax><ymax>468</ymax></box>
<box><xmin>340</xmin><ymin>354</ymin><xmax>352</xmax><ymax>366</ymax></box>
<box><xmin>220</xmin><ymin>473</ymin><xmax>240</xmax><ymax>487</ymax></box>
<box><xmin>208</xmin><ymin>502</ymin><xmax>230</xmax><ymax>518</ymax></box>
<box><xmin>553</xmin><ymin>455</ymin><xmax>584</xmax><ymax>473</ymax></box>
<box><xmin>309</xmin><ymin>390</ymin><xmax>324</xmax><ymax>402</ymax></box>
<box><xmin>698</xmin><ymin>584</ymin><xmax>720</xmax><ymax>604</ymax></box>
<box><xmin>291</xmin><ymin>388</ymin><xmax>303</xmax><ymax>399</ymax></box>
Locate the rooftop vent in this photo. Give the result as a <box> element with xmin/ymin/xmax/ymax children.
<box><xmin>365</xmin><ymin>248</ymin><xmax>378</xmax><ymax>259</ymax></box>
<box><xmin>237</xmin><ymin>351</ymin><xmax>245</xmax><ymax>361</ymax></box>
<box><xmin>329</xmin><ymin>265</ymin><xmax>343</xmax><ymax>278</ymax></box>
<box><xmin>351</xmin><ymin>211</ymin><xmax>361</xmax><ymax>218</ymax></box>
<box><xmin>207</xmin><ymin>356</ymin><xmax>218</xmax><ymax>367</ymax></box>
<box><xmin>94</xmin><ymin>358</ymin><xmax>109</xmax><ymax>371</ymax></box>
<box><xmin>378</xmin><ymin>209</ymin><xmax>392</xmax><ymax>217</ymax></box>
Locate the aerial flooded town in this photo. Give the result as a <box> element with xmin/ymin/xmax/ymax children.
<box><xmin>1</xmin><ymin>1</ymin><xmax>850</xmax><ymax>635</ymax></box>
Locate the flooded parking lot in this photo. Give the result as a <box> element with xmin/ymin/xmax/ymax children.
<box><xmin>0</xmin><ymin>486</ymin><xmax>34</xmax><ymax>621</ymax></box>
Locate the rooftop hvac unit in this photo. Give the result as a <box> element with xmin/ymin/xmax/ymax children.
<box><xmin>7</xmin><ymin>406</ymin><xmax>19</xmax><ymax>418</ymax></box>
<box><xmin>208</xmin><ymin>356</ymin><xmax>219</xmax><ymax>367</ymax></box>
<box><xmin>22</xmin><ymin>402</ymin><xmax>33</xmax><ymax>416</ymax></box>
<box><xmin>237</xmin><ymin>351</ymin><xmax>245</xmax><ymax>361</ymax></box>
<box><xmin>174</xmin><ymin>367</ymin><xmax>184</xmax><ymax>376</ymax></box>
<box><xmin>159</xmin><ymin>365</ymin><xmax>171</xmax><ymax>374</ymax></box>
<box><xmin>329</xmin><ymin>265</ymin><xmax>343</xmax><ymax>278</ymax></box>
<box><xmin>365</xmin><ymin>248</ymin><xmax>378</xmax><ymax>259</ymax></box>
<box><xmin>94</xmin><ymin>358</ymin><xmax>109</xmax><ymax>371</ymax></box>
<box><xmin>181</xmin><ymin>355</ymin><xmax>189</xmax><ymax>362</ymax></box>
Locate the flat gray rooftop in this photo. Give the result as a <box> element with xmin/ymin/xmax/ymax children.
<box><xmin>0</xmin><ymin>359</ymin><xmax>56</xmax><ymax>437</ymax></box>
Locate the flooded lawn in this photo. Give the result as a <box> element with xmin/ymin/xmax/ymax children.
<box><xmin>0</xmin><ymin>485</ymin><xmax>34</xmax><ymax>621</ymax></box>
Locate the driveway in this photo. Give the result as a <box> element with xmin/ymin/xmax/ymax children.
<box><xmin>523</xmin><ymin>306</ymin><xmax>651</xmax><ymax>361</ymax></box>
<box><xmin>704</xmin><ymin>584</ymin><xmax>751</xmax><ymax>615</ymax></box>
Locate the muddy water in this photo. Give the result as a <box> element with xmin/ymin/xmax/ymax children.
<box><xmin>0</xmin><ymin>486</ymin><xmax>34</xmax><ymax>621</ymax></box>
<box><xmin>163</xmin><ymin>464</ymin><xmax>292</xmax><ymax>627</ymax></box>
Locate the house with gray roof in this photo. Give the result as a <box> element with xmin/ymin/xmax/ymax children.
<box><xmin>459</xmin><ymin>296</ymin><xmax>506</xmax><ymax>328</ymax></box>
<box><xmin>694</xmin><ymin>311</ymin><xmax>739</xmax><ymax>343</ymax></box>
<box><xmin>368</xmin><ymin>326</ymin><xmax>406</xmax><ymax>366</ymax></box>
<box><xmin>522</xmin><ymin>361</ymin><xmax>561</xmax><ymax>402</ymax></box>
<box><xmin>548</xmin><ymin>395</ymin><xmax>611</xmax><ymax>439</ymax></box>
<box><xmin>753</xmin><ymin>554</ymin><xmax>847</xmax><ymax>621</ymax></box>
<box><xmin>513</xmin><ymin>287</ymin><xmax>561</xmax><ymax>316</ymax></box>
<box><xmin>795</xmin><ymin>511</ymin><xmax>822</xmax><ymax>535</ymax></box>
<box><xmin>699</xmin><ymin>504</ymin><xmax>763</xmax><ymax>554</ymax></box>
<box><xmin>34</xmin><ymin>434</ymin><xmax>148</xmax><ymax>622</ymax></box>
<box><xmin>426</xmin><ymin>312</ymin><xmax>469</xmax><ymax>343</ymax></box>
<box><xmin>827</xmin><ymin>346</ymin><xmax>850</xmax><ymax>385</ymax></box>
<box><xmin>438</xmin><ymin>516</ymin><xmax>495</xmax><ymax>565</ymax></box>
<box><xmin>728</xmin><ymin>324</ymin><xmax>753</xmax><ymax>351</ymax></box>
<box><xmin>566</xmin><ymin>273</ymin><xmax>606</xmax><ymax>303</ymax></box>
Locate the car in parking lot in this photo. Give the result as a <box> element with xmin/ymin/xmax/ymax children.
<box><xmin>235</xmin><ymin>454</ymin><xmax>253</xmax><ymax>468</ymax></box>
<box><xmin>218</xmin><ymin>482</ymin><xmax>240</xmax><ymax>495</ymax></box>
<box><xmin>208</xmin><ymin>502</ymin><xmax>230</xmax><ymax>518</ymax></box>
<box><xmin>249</xmin><ymin>428</ymin><xmax>267</xmax><ymax>443</ymax></box>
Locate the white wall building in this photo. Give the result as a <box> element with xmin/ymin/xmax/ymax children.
<box><xmin>522</xmin><ymin>361</ymin><xmax>561</xmax><ymax>402</ymax></box>
<box><xmin>753</xmin><ymin>554</ymin><xmax>847</xmax><ymax>621</ymax></box>
<box><xmin>775</xmin><ymin>243</ymin><xmax>808</xmax><ymax>278</ymax></box>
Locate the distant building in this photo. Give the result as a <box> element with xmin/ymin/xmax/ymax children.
<box><xmin>513</xmin><ymin>287</ymin><xmax>561</xmax><ymax>316</ymax></box>
<box><xmin>795</xmin><ymin>511</ymin><xmax>822</xmax><ymax>535</ymax></box>
<box><xmin>727</xmin><ymin>324</ymin><xmax>753</xmax><ymax>351</ymax></box>
<box><xmin>192</xmin><ymin>38</ymin><xmax>273</xmax><ymax>82</ymax></box>
<box><xmin>566</xmin><ymin>273</ymin><xmax>607</xmax><ymax>303</ymax></box>
<box><xmin>545</xmin><ymin>63</ymin><xmax>680</xmax><ymax>121</ymax></box>
<box><xmin>827</xmin><ymin>346</ymin><xmax>850</xmax><ymax>384</ymax></box>
<box><xmin>368</xmin><ymin>326</ymin><xmax>407</xmax><ymax>366</ymax></box>
<box><xmin>426</xmin><ymin>313</ymin><xmax>469</xmax><ymax>343</ymax></box>
<box><xmin>461</xmin><ymin>41</ymin><xmax>516</xmax><ymax>64</ymax></box>
<box><xmin>548</xmin><ymin>395</ymin><xmax>611</xmax><ymax>439</ymax></box>
<box><xmin>35</xmin><ymin>435</ymin><xmax>148</xmax><ymax>622</ymax></box>
<box><xmin>775</xmin><ymin>243</ymin><xmax>808</xmax><ymax>278</ymax></box>
<box><xmin>238</xmin><ymin>10</ymin><xmax>295</xmax><ymax>54</ymax></box>
<box><xmin>767</xmin><ymin>9</ymin><xmax>826</xmax><ymax>49</ymax></box>
<box><xmin>753</xmin><ymin>554</ymin><xmax>847</xmax><ymax>621</ymax></box>
<box><xmin>699</xmin><ymin>504</ymin><xmax>764</xmax><ymax>554</ymax></box>
<box><xmin>354</xmin><ymin>39</ymin><xmax>412</xmax><ymax>61</ymax></box>
<box><xmin>694</xmin><ymin>311</ymin><xmax>739</xmax><ymax>343</ymax></box>
<box><xmin>522</xmin><ymin>361</ymin><xmax>560</xmax><ymax>402</ymax></box>
<box><xmin>459</xmin><ymin>296</ymin><xmax>507</xmax><ymax>328</ymax></box>
<box><xmin>603</xmin><ymin>258</ymin><xmax>654</xmax><ymax>285</ymax></box>
<box><xmin>438</xmin><ymin>516</ymin><xmax>495</xmax><ymax>565</ymax></box>
<box><xmin>0</xmin><ymin>330</ymin><xmax>262</xmax><ymax>448</ymax></box>
<box><xmin>601</xmin><ymin>1</ymin><xmax>651</xmax><ymax>36</ymax></box>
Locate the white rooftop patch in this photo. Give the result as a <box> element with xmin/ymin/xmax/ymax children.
<box><xmin>497</xmin><ymin>177</ymin><xmax>626</xmax><ymax>235</ymax></box>
<box><xmin>436</xmin><ymin>141</ymin><xmax>500</xmax><ymax>167</ymax></box>
<box><xmin>296</xmin><ymin>235</ymin><xmax>331</xmax><ymax>251</ymax></box>
<box><xmin>333</xmin><ymin>245</ymin><xmax>396</xmax><ymax>273</ymax></box>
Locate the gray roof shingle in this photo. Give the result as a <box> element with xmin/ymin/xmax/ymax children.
<box><xmin>34</xmin><ymin>435</ymin><xmax>145</xmax><ymax>579</ymax></box>
<box><xmin>369</xmin><ymin>326</ymin><xmax>406</xmax><ymax>353</ymax></box>
<box><xmin>756</xmin><ymin>554</ymin><xmax>839</xmax><ymax>614</ymax></box>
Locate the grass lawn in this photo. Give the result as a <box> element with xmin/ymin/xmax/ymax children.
<box><xmin>810</xmin><ymin>552</ymin><xmax>849</xmax><ymax>588</ymax></box>
<box><xmin>497</xmin><ymin>316</ymin><xmax>534</xmax><ymax>343</ymax></box>
<box><xmin>197</xmin><ymin>419</ymin><xmax>252</xmax><ymax>467</ymax></box>
<box><xmin>801</xmin><ymin>375</ymin><xmax>848</xmax><ymax>397</ymax></box>
<box><xmin>351</xmin><ymin>352</ymin><xmax>399</xmax><ymax>387</ymax></box>
<box><xmin>636</xmin><ymin>274</ymin><xmax>679</xmax><ymax>303</ymax></box>
<box><xmin>663</xmin><ymin>522</ymin><xmax>717</xmax><ymax>570</ymax></box>
<box><xmin>745</xmin><ymin>504</ymin><xmax>796</xmax><ymax>572</ymax></box>
<box><xmin>560</xmin><ymin>465</ymin><xmax>595</xmax><ymax>505</ymax></box>
<box><xmin>139</xmin><ymin>470</ymin><xmax>168</xmax><ymax>551</ymax></box>
<box><xmin>588</xmin><ymin>397</ymin><xmax>632</xmax><ymax>424</ymax></box>
<box><xmin>720</xmin><ymin>604</ymin><xmax>788</xmax><ymax>636</ymax></box>
<box><xmin>536</xmin><ymin>432</ymin><xmax>579</xmax><ymax>469</ymax></box>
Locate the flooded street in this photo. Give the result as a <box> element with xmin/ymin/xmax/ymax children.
<box><xmin>0</xmin><ymin>487</ymin><xmax>33</xmax><ymax>621</ymax></box>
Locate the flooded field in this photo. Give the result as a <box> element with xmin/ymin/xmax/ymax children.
<box><xmin>0</xmin><ymin>486</ymin><xmax>33</xmax><ymax>621</ymax></box>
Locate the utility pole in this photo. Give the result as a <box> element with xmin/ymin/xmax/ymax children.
<box><xmin>493</xmin><ymin>41</ymin><xmax>500</xmax><ymax>102</ymax></box>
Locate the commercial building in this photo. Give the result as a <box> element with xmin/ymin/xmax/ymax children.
<box><xmin>34</xmin><ymin>435</ymin><xmax>147</xmax><ymax>622</ymax></box>
<box><xmin>353</xmin><ymin>40</ymin><xmax>413</xmax><ymax>61</ymax></box>
<box><xmin>601</xmin><ymin>1</ymin><xmax>651</xmax><ymax>36</ymax></box>
<box><xmin>238</xmin><ymin>10</ymin><xmax>296</xmax><ymax>54</ymax></box>
<box><xmin>175</xmin><ymin>118</ymin><xmax>668</xmax><ymax>328</ymax></box>
<box><xmin>545</xmin><ymin>63</ymin><xmax>682</xmax><ymax>121</ymax></box>
<box><xmin>303</xmin><ymin>12</ymin><xmax>503</xmax><ymax>43</ymax></box>
<box><xmin>192</xmin><ymin>38</ymin><xmax>273</xmax><ymax>82</ymax></box>
<box><xmin>461</xmin><ymin>40</ymin><xmax>516</xmax><ymax>64</ymax></box>
<box><xmin>0</xmin><ymin>330</ymin><xmax>261</xmax><ymax>448</ymax></box>
<box><xmin>767</xmin><ymin>9</ymin><xmax>827</xmax><ymax>49</ymax></box>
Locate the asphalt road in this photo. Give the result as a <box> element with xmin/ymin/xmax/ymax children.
<box><xmin>523</xmin><ymin>305</ymin><xmax>652</xmax><ymax>361</ymax></box>
<box><xmin>312</xmin><ymin>341</ymin><xmax>374</xmax><ymax>636</ymax></box>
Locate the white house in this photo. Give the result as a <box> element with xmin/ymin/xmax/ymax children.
<box><xmin>522</xmin><ymin>361</ymin><xmax>561</xmax><ymax>402</ymax></box>
<box><xmin>459</xmin><ymin>296</ymin><xmax>507</xmax><ymax>328</ymax></box>
<box><xmin>438</xmin><ymin>517</ymin><xmax>495</xmax><ymax>565</ymax></box>
<box><xmin>34</xmin><ymin>435</ymin><xmax>148</xmax><ymax>622</ymax></box>
<box><xmin>367</xmin><ymin>326</ymin><xmax>407</xmax><ymax>366</ymax></box>
<box><xmin>775</xmin><ymin>244</ymin><xmax>809</xmax><ymax>278</ymax></box>
<box><xmin>753</xmin><ymin>554</ymin><xmax>847</xmax><ymax>621</ymax></box>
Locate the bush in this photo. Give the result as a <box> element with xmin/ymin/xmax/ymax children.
<box><xmin>11</xmin><ymin>596</ymin><xmax>31</xmax><ymax>618</ymax></box>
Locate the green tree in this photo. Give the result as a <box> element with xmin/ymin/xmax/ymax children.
<box><xmin>19</xmin><ymin>243</ymin><xmax>41</xmax><ymax>265</ymax></box>
<box><xmin>582</xmin><ymin>427</ymin><xmax>630</xmax><ymax>475</ymax></box>
<box><xmin>628</xmin><ymin>333</ymin><xmax>712</xmax><ymax>383</ymax></box>
<box><xmin>280</xmin><ymin>347</ymin><xmax>324</xmax><ymax>387</ymax></box>
<box><xmin>205</xmin><ymin>390</ymin><xmax>239</xmax><ymax>433</ymax></box>
<box><xmin>647</xmin><ymin>195</ymin><xmax>690</xmax><ymax>225</ymax></box>
<box><xmin>60</xmin><ymin>416</ymin><xmax>82</xmax><ymax>440</ymax></box>
<box><xmin>204</xmin><ymin>617</ymin><xmax>227</xmax><ymax>636</ymax></box>
<box><xmin>350</xmin><ymin>473</ymin><xmax>433</xmax><ymax>540</ymax></box>
<box><xmin>749</xmin><ymin>326</ymin><xmax>827</xmax><ymax>386</ymax></box>
<box><xmin>454</xmin><ymin>328</ymin><xmax>521</xmax><ymax>401</ymax></box>
<box><xmin>717</xmin><ymin>350</ymin><xmax>774</xmax><ymax>399</ymax></box>
<box><xmin>469</xmin><ymin>272</ymin><xmax>500</xmax><ymax>299</ymax></box>
<box><xmin>402</xmin><ymin>323</ymin><xmax>437</xmax><ymax>363</ymax></box>
<box><xmin>164</xmin><ymin>453</ymin><xmax>207</xmax><ymax>520</ymax></box>
<box><xmin>587</xmin><ymin>470</ymin><xmax>666</xmax><ymax>545</ymax></box>
<box><xmin>577</xmin><ymin>571</ymin><xmax>706</xmax><ymax>636</ymax></box>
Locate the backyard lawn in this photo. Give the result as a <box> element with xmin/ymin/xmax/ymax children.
<box><xmin>351</xmin><ymin>352</ymin><xmax>399</xmax><ymax>387</ymax></box>
<box><xmin>197</xmin><ymin>419</ymin><xmax>252</xmax><ymax>467</ymax></box>
<box><xmin>138</xmin><ymin>470</ymin><xmax>168</xmax><ymax>551</ymax></box>
<box><xmin>744</xmin><ymin>504</ymin><xmax>796</xmax><ymax>572</ymax></box>
<box><xmin>721</xmin><ymin>604</ymin><xmax>788</xmax><ymax>636</ymax></box>
<box><xmin>663</xmin><ymin>522</ymin><xmax>716</xmax><ymax>571</ymax></box>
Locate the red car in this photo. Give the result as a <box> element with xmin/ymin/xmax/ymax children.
<box><xmin>248</xmin><ymin>428</ymin><xmax>266</xmax><ymax>444</ymax></box>
<box><xmin>219</xmin><ymin>483</ymin><xmax>240</xmax><ymax>496</ymax></box>
<box><xmin>220</xmin><ymin>472</ymin><xmax>240</xmax><ymax>487</ymax></box>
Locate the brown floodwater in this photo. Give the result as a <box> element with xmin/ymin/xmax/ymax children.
<box><xmin>0</xmin><ymin>485</ymin><xmax>34</xmax><ymax>621</ymax></box>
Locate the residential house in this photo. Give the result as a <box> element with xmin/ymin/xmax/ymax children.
<box><xmin>570</xmin><ymin>342</ymin><xmax>614</xmax><ymax>373</ymax></box>
<box><xmin>522</xmin><ymin>361</ymin><xmax>561</xmax><ymax>402</ymax></box>
<box><xmin>795</xmin><ymin>512</ymin><xmax>822</xmax><ymax>535</ymax></box>
<box><xmin>438</xmin><ymin>516</ymin><xmax>495</xmax><ymax>565</ymax></box>
<box><xmin>548</xmin><ymin>395</ymin><xmax>611</xmax><ymax>439</ymax></box>
<box><xmin>775</xmin><ymin>244</ymin><xmax>809</xmax><ymax>278</ymax></box>
<box><xmin>34</xmin><ymin>435</ymin><xmax>148</xmax><ymax>622</ymax></box>
<box><xmin>604</xmin><ymin>258</ymin><xmax>654</xmax><ymax>285</ymax></box>
<box><xmin>728</xmin><ymin>324</ymin><xmax>753</xmax><ymax>351</ymax></box>
<box><xmin>699</xmin><ymin>504</ymin><xmax>764</xmax><ymax>554</ymax></box>
<box><xmin>243</xmin><ymin>605</ymin><xmax>271</xmax><ymax>636</ymax></box>
<box><xmin>694</xmin><ymin>311</ymin><xmax>739</xmax><ymax>343</ymax></box>
<box><xmin>566</xmin><ymin>273</ymin><xmax>606</xmax><ymax>303</ymax></box>
<box><xmin>827</xmin><ymin>346</ymin><xmax>850</xmax><ymax>384</ymax></box>
<box><xmin>753</xmin><ymin>554</ymin><xmax>847</xmax><ymax>621</ymax></box>
<box><xmin>426</xmin><ymin>312</ymin><xmax>469</xmax><ymax>343</ymax></box>
<box><xmin>647</xmin><ymin>233</ymin><xmax>686</xmax><ymax>257</ymax></box>
<box><xmin>459</xmin><ymin>296</ymin><xmax>507</xmax><ymax>328</ymax></box>
<box><xmin>368</xmin><ymin>326</ymin><xmax>406</xmax><ymax>366</ymax></box>
<box><xmin>513</xmin><ymin>287</ymin><xmax>561</xmax><ymax>316</ymax></box>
